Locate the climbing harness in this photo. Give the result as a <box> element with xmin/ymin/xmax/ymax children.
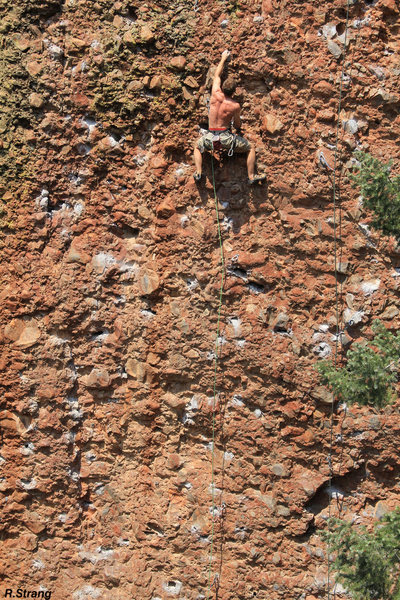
<box><xmin>209</xmin><ymin>128</ymin><xmax>228</xmax><ymax>152</ymax></box>
<box><xmin>206</xmin><ymin>128</ymin><xmax>236</xmax><ymax>156</ymax></box>
<box><xmin>205</xmin><ymin>150</ymin><xmax>225</xmax><ymax>600</ymax></box>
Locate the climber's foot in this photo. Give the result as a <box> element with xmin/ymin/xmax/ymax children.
<box><xmin>194</xmin><ymin>172</ymin><xmax>202</xmax><ymax>182</ymax></box>
<box><xmin>248</xmin><ymin>174</ymin><xmax>267</xmax><ymax>185</ymax></box>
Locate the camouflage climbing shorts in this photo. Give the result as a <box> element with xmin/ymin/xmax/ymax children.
<box><xmin>197</xmin><ymin>130</ymin><xmax>251</xmax><ymax>154</ymax></box>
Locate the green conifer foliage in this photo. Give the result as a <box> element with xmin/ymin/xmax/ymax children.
<box><xmin>351</xmin><ymin>151</ymin><xmax>400</xmax><ymax>240</ymax></box>
<box><xmin>323</xmin><ymin>509</ymin><xmax>400</xmax><ymax>600</ymax></box>
<box><xmin>317</xmin><ymin>321</ymin><xmax>400</xmax><ymax>407</ymax></box>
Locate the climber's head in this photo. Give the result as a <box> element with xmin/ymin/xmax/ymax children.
<box><xmin>221</xmin><ymin>75</ymin><xmax>238</xmax><ymax>97</ymax></box>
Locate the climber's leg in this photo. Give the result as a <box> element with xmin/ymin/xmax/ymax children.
<box><xmin>246</xmin><ymin>144</ymin><xmax>256</xmax><ymax>181</ymax></box>
<box><xmin>193</xmin><ymin>144</ymin><xmax>203</xmax><ymax>181</ymax></box>
<box><xmin>193</xmin><ymin>135</ymin><xmax>209</xmax><ymax>181</ymax></box>
<box><xmin>239</xmin><ymin>139</ymin><xmax>266</xmax><ymax>185</ymax></box>
<box><xmin>233</xmin><ymin>135</ymin><xmax>265</xmax><ymax>183</ymax></box>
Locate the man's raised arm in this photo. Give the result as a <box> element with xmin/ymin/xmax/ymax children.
<box><xmin>212</xmin><ymin>50</ymin><xmax>230</xmax><ymax>94</ymax></box>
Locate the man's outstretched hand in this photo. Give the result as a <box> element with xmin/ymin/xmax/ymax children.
<box><xmin>213</xmin><ymin>50</ymin><xmax>231</xmax><ymax>88</ymax></box>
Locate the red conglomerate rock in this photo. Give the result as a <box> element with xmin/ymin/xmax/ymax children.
<box><xmin>1</xmin><ymin>0</ymin><xmax>400</xmax><ymax>599</ymax></box>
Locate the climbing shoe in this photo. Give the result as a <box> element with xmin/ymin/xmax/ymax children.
<box><xmin>248</xmin><ymin>174</ymin><xmax>267</xmax><ymax>185</ymax></box>
<box><xmin>193</xmin><ymin>172</ymin><xmax>202</xmax><ymax>182</ymax></box>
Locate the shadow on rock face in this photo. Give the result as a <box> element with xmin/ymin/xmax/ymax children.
<box><xmin>23</xmin><ymin>0</ymin><xmax>65</xmax><ymax>18</ymax></box>
<box><xmin>199</xmin><ymin>153</ymin><xmax>270</xmax><ymax>213</ymax></box>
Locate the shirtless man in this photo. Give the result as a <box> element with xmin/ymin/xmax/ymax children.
<box><xmin>193</xmin><ymin>50</ymin><xmax>266</xmax><ymax>185</ymax></box>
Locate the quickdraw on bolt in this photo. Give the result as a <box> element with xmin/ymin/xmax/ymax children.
<box><xmin>211</xmin><ymin>573</ymin><xmax>219</xmax><ymax>590</ymax></box>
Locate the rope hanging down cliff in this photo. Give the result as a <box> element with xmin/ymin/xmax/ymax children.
<box><xmin>206</xmin><ymin>151</ymin><xmax>225</xmax><ymax>600</ymax></box>
<box><xmin>327</xmin><ymin>0</ymin><xmax>351</xmax><ymax>598</ymax></box>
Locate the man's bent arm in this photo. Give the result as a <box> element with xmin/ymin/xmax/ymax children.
<box><xmin>233</xmin><ymin>106</ymin><xmax>241</xmax><ymax>130</ymax></box>
<box><xmin>212</xmin><ymin>50</ymin><xmax>230</xmax><ymax>93</ymax></box>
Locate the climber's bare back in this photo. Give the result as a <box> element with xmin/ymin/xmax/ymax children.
<box><xmin>209</xmin><ymin>89</ymin><xmax>240</xmax><ymax>129</ymax></box>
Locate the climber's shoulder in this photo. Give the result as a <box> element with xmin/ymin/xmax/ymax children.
<box><xmin>210</xmin><ymin>86</ymin><xmax>225</xmax><ymax>104</ymax></box>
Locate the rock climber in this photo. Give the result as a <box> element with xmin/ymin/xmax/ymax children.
<box><xmin>193</xmin><ymin>50</ymin><xmax>266</xmax><ymax>185</ymax></box>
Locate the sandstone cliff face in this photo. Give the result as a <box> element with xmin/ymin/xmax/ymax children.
<box><xmin>1</xmin><ymin>0</ymin><xmax>400</xmax><ymax>598</ymax></box>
